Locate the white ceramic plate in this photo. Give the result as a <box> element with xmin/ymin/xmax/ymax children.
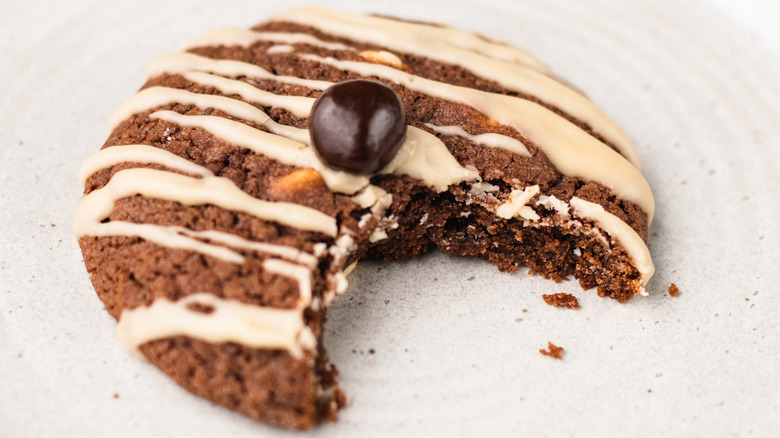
<box><xmin>2</xmin><ymin>0</ymin><xmax>779</xmax><ymax>436</ymax></box>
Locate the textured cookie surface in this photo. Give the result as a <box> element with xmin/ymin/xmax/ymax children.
<box><xmin>75</xmin><ymin>7</ymin><xmax>654</xmax><ymax>430</ymax></box>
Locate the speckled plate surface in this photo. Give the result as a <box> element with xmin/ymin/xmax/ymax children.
<box><xmin>2</xmin><ymin>1</ymin><xmax>779</xmax><ymax>436</ymax></box>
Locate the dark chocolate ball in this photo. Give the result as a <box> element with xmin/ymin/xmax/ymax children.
<box><xmin>309</xmin><ymin>79</ymin><xmax>406</xmax><ymax>174</ymax></box>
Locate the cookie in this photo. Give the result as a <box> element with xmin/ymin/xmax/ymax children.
<box><xmin>75</xmin><ymin>7</ymin><xmax>654</xmax><ymax>429</ymax></box>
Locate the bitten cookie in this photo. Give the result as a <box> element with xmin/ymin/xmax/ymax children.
<box><xmin>75</xmin><ymin>7</ymin><xmax>654</xmax><ymax>429</ymax></box>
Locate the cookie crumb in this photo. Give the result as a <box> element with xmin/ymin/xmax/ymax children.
<box><xmin>668</xmin><ymin>283</ymin><xmax>680</xmax><ymax>297</ymax></box>
<box><xmin>113</xmin><ymin>393</ymin><xmax>120</xmax><ymax>399</ymax></box>
<box><xmin>542</xmin><ymin>293</ymin><xmax>580</xmax><ymax>309</ymax></box>
<box><xmin>539</xmin><ymin>342</ymin><xmax>564</xmax><ymax>360</ymax></box>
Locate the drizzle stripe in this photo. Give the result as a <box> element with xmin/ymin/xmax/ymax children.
<box><xmin>74</xmin><ymin>168</ymin><xmax>338</xmax><ymax>237</ymax></box>
<box><xmin>109</xmin><ymin>87</ymin><xmax>309</xmax><ymax>143</ymax></box>
<box><xmin>263</xmin><ymin>258</ymin><xmax>313</xmax><ymax>307</ymax></box>
<box><xmin>80</xmin><ymin>221</ymin><xmax>247</xmax><ymax>263</ymax></box>
<box><xmin>183</xmin><ymin>71</ymin><xmax>313</xmax><ymax>118</ymax></box>
<box><xmin>425</xmin><ymin>123</ymin><xmax>531</xmax><ymax>157</ymax></box>
<box><xmin>380</xmin><ymin>126</ymin><xmax>478</xmax><ymax>191</ymax></box>
<box><xmin>189</xmin><ymin>229</ymin><xmax>318</xmax><ymax>268</ymax></box>
<box><xmin>116</xmin><ymin>293</ymin><xmax>309</xmax><ymax>358</ymax></box>
<box><xmin>79</xmin><ymin>144</ymin><xmax>214</xmax><ymax>186</ymax></box>
<box><xmin>570</xmin><ymin>197</ymin><xmax>654</xmax><ymax>285</ymax></box>
<box><xmin>271</xmin><ymin>7</ymin><xmax>638</xmax><ymax>166</ymax></box>
<box><xmin>147</xmin><ymin>52</ymin><xmax>332</xmax><ymax>90</ymax></box>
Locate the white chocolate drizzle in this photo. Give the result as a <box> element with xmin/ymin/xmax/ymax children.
<box><xmin>147</xmin><ymin>52</ymin><xmax>333</xmax><ymax>91</ymax></box>
<box><xmin>273</xmin><ymin>8</ymin><xmax>551</xmax><ymax>72</ymax></box>
<box><xmin>110</xmin><ymin>87</ymin><xmax>310</xmax><ymax>143</ymax></box>
<box><xmin>496</xmin><ymin>185</ymin><xmax>540</xmax><ymax>220</ymax></box>
<box><xmin>83</xmin><ymin>9</ymin><xmax>659</xmax><ymax>360</ymax></box>
<box><xmin>263</xmin><ymin>258</ymin><xmax>313</xmax><ymax>307</ymax></box>
<box><xmin>175</xmin><ymin>227</ymin><xmax>318</xmax><ymax>266</ymax></box>
<box><xmin>380</xmin><ymin>126</ymin><xmax>479</xmax><ymax>192</ymax></box>
<box><xmin>425</xmin><ymin>123</ymin><xmax>531</xmax><ymax>157</ymax></box>
<box><xmin>536</xmin><ymin>194</ymin><xmax>570</xmax><ymax>216</ymax></box>
<box><xmin>569</xmin><ymin>197</ymin><xmax>654</xmax><ymax>286</ymax></box>
<box><xmin>74</xmin><ymin>167</ymin><xmax>338</xmax><ymax>237</ymax></box>
<box><xmin>272</xmin><ymin>8</ymin><xmax>638</xmax><ymax>167</ymax></box>
<box><xmin>149</xmin><ymin>54</ymin><xmax>608</xmax><ymax>204</ymax></box>
<box><xmin>267</xmin><ymin>44</ymin><xmax>294</xmax><ymax>54</ymax></box>
<box><xmin>145</xmin><ymin>12</ymin><xmax>653</xmax><ymax>223</ymax></box>
<box><xmin>183</xmin><ymin>71</ymin><xmax>313</xmax><ymax>118</ymax></box>
<box><xmin>116</xmin><ymin>293</ymin><xmax>313</xmax><ymax>358</ymax></box>
<box><xmin>350</xmin><ymin>185</ymin><xmax>389</xmax><ymax>209</ymax></box>
<box><xmin>79</xmin><ymin>144</ymin><xmax>214</xmax><ymax>185</ymax></box>
<box><xmin>300</xmin><ymin>53</ymin><xmax>654</xmax><ymax>222</ymax></box>
<box><xmin>77</xmin><ymin>145</ymin><xmax>319</xmax><ymax>266</ymax></box>
<box><xmin>149</xmin><ymin>109</ymin><xmax>369</xmax><ymax>194</ymax></box>
<box><xmin>150</xmin><ymin>110</ymin><xmax>475</xmax><ymax>195</ymax></box>
<box><xmin>150</xmin><ymin>50</ymin><xmax>651</xmax><ymax>221</ymax></box>
<box><xmin>111</xmin><ymin>86</ymin><xmax>477</xmax><ymax>194</ymax></box>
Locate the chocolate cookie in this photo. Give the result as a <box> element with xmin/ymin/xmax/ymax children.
<box><xmin>75</xmin><ymin>7</ymin><xmax>654</xmax><ymax>429</ymax></box>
